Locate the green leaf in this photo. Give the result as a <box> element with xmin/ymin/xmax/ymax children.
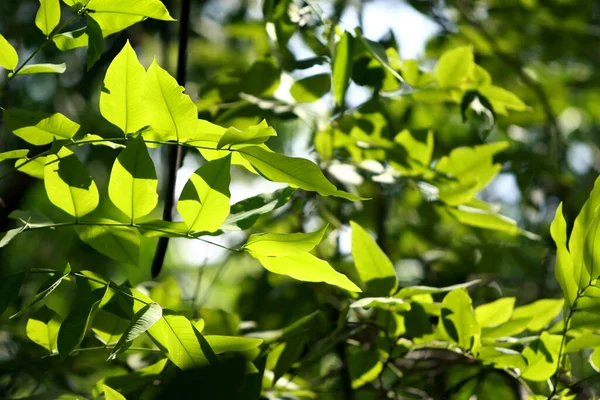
<box><xmin>15</xmin><ymin>156</ymin><xmax>47</xmax><ymax>179</ymax></box>
<box><xmin>92</xmin><ymin>308</ymin><xmax>130</xmax><ymax>345</ymax></box>
<box><xmin>85</xmin><ymin>0</ymin><xmax>174</xmax><ymax>21</ymax></box>
<box><xmin>217</xmin><ymin>121</ymin><xmax>276</xmax><ymax>150</ymax></box>
<box><xmin>551</xmin><ymin>203</ymin><xmax>577</xmax><ymax>305</ymax></box>
<box><xmin>145</xmin><ymin>59</ymin><xmax>197</xmax><ymax>142</ymax></box>
<box><xmin>244</xmin><ymin>226</ymin><xmax>327</xmax><ymax>257</ymax></box>
<box><xmin>103</xmin><ymin>385</ymin><xmax>126</xmax><ymax>400</ymax></box>
<box><xmin>350</xmin><ymin>297</ymin><xmax>410</xmax><ymax>312</ymax></box>
<box><xmin>11</xmin><ymin>63</ymin><xmax>66</xmax><ymax>76</ymax></box>
<box><xmin>35</xmin><ymin>0</ymin><xmax>61</xmax><ymax>37</ymax></box>
<box><xmin>147</xmin><ymin>312</ymin><xmax>217</xmax><ymax>369</ymax></box>
<box><xmin>100</xmin><ymin>41</ymin><xmax>147</xmax><ymax>134</ymax></box>
<box><xmin>565</xmin><ymin>333</ymin><xmax>600</xmax><ymax>353</ymax></box>
<box><xmin>53</xmin><ymin>28</ymin><xmax>88</xmax><ymax>51</ymax></box>
<box><xmin>57</xmin><ymin>285</ymin><xmax>108</xmax><ymax>356</ymax></box>
<box><xmin>26</xmin><ymin>306</ymin><xmax>62</xmax><ymax>352</ymax></box>
<box><xmin>238</xmin><ymin>146</ymin><xmax>342</xmax><ymax>197</ymax></box>
<box><xmin>0</xmin><ymin>34</ymin><xmax>18</xmax><ymax>71</ymax></box>
<box><xmin>332</xmin><ymin>31</ymin><xmax>355</xmax><ymax>107</ymax></box>
<box><xmin>252</xmin><ymin>252</ymin><xmax>361</xmax><ymax>292</ymax></box>
<box><xmin>273</xmin><ymin>337</ymin><xmax>305</xmax><ymax>386</ymax></box>
<box><xmin>75</xmin><ymin>219</ymin><xmax>140</xmax><ymax>265</ymax></box>
<box><xmin>477</xmin><ymin>346</ymin><xmax>527</xmax><ymax>370</ymax></box>
<box><xmin>389</xmin><ymin>129</ymin><xmax>434</xmax><ymax>176</ymax></box>
<box><xmin>584</xmin><ymin>208</ymin><xmax>600</xmax><ymax>283</ymax></box>
<box><xmin>44</xmin><ymin>149</ymin><xmax>99</xmax><ymax>218</ymax></box>
<box><xmin>511</xmin><ymin>299</ymin><xmax>563</xmax><ymax>332</ymax></box>
<box><xmin>396</xmin><ymin>280</ymin><xmax>480</xmax><ymax>298</ymax></box>
<box><xmin>440</xmin><ymin>289</ymin><xmax>480</xmax><ymax>351</ymax></box>
<box><xmin>222</xmin><ymin>187</ymin><xmax>295</xmax><ymax>231</ymax></box>
<box><xmin>4</xmin><ymin>109</ymin><xmax>80</xmax><ymax>145</ymax></box>
<box><xmin>474</xmin><ymin>298</ymin><xmax>515</xmax><ymax>328</ymax></box>
<box><xmin>480</xmin><ymin>316</ymin><xmax>532</xmax><ymax>339</ymax></box>
<box><xmin>0</xmin><ymin>226</ymin><xmax>26</xmax><ymax>248</ymax></box>
<box><xmin>0</xmin><ymin>272</ymin><xmax>27</xmax><ymax>315</ymax></box>
<box><xmin>0</xmin><ymin>149</ymin><xmax>29</xmax><ymax>163</ymax></box>
<box><xmin>521</xmin><ymin>332</ymin><xmax>562</xmax><ymax>382</ymax></box>
<box><xmin>205</xmin><ymin>335</ymin><xmax>263</xmax><ymax>354</ymax></box>
<box><xmin>478</xmin><ymin>85</ymin><xmax>527</xmax><ymax>115</ymax></box>
<box><xmin>590</xmin><ymin>348</ymin><xmax>600</xmax><ymax>372</ymax></box>
<box><xmin>11</xmin><ymin>264</ymin><xmax>71</xmax><ymax>319</ymax></box>
<box><xmin>177</xmin><ymin>155</ymin><xmax>231</xmax><ymax>234</ymax></box>
<box><xmin>354</xmin><ymin>28</ymin><xmax>404</xmax><ymax>84</ymax></box>
<box><xmin>435</xmin><ymin>45</ymin><xmax>474</xmax><ymax>88</ymax></box>
<box><xmin>350</xmin><ymin>221</ymin><xmax>397</xmax><ymax>296</ymax></box>
<box><xmin>150</xmin><ymin>276</ymin><xmax>181</xmax><ymax>309</ymax></box>
<box><xmin>447</xmin><ymin>205</ymin><xmax>519</xmax><ymax>235</ymax></box>
<box><xmin>86</xmin><ymin>16</ymin><xmax>104</xmax><ymax>70</ymax></box>
<box><xmin>108</xmin><ymin>136</ymin><xmax>158</xmax><ymax>223</ymax></box>
<box><xmin>290</xmin><ymin>73</ymin><xmax>331</xmax><ymax>103</ymax></box>
<box><xmin>108</xmin><ymin>303</ymin><xmax>162</xmax><ymax>360</ymax></box>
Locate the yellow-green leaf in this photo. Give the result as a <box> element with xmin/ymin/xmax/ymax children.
<box><xmin>440</xmin><ymin>289</ymin><xmax>480</xmax><ymax>351</ymax></box>
<box><xmin>244</xmin><ymin>225</ymin><xmax>327</xmax><ymax>257</ymax></box>
<box><xmin>332</xmin><ymin>31</ymin><xmax>354</xmax><ymax>107</ymax></box>
<box><xmin>11</xmin><ymin>63</ymin><xmax>66</xmax><ymax>76</ymax></box>
<box><xmin>511</xmin><ymin>299</ymin><xmax>563</xmax><ymax>332</ymax></box>
<box><xmin>53</xmin><ymin>28</ymin><xmax>88</xmax><ymax>51</ymax></box>
<box><xmin>35</xmin><ymin>0</ymin><xmax>61</xmax><ymax>37</ymax></box>
<box><xmin>290</xmin><ymin>73</ymin><xmax>331</xmax><ymax>103</ymax></box>
<box><xmin>177</xmin><ymin>155</ymin><xmax>231</xmax><ymax>234</ymax></box>
<box><xmin>44</xmin><ymin>149</ymin><xmax>99</xmax><ymax>218</ymax></box>
<box><xmin>521</xmin><ymin>332</ymin><xmax>561</xmax><ymax>381</ymax></box>
<box><xmin>26</xmin><ymin>306</ymin><xmax>62</xmax><ymax>353</ymax></box>
<box><xmin>0</xmin><ymin>34</ymin><xmax>18</xmax><ymax>71</ymax></box>
<box><xmin>350</xmin><ymin>221</ymin><xmax>397</xmax><ymax>296</ymax></box>
<box><xmin>551</xmin><ymin>203</ymin><xmax>577</xmax><ymax>305</ymax></box>
<box><xmin>145</xmin><ymin>59</ymin><xmax>197</xmax><ymax>142</ymax></box>
<box><xmin>252</xmin><ymin>252</ymin><xmax>361</xmax><ymax>292</ymax></box>
<box><xmin>100</xmin><ymin>41</ymin><xmax>147</xmax><ymax>134</ymax></box>
<box><xmin>216</xmin><ymin>120</ymin><xmax>276</xmax><ymax>149</ymax></box>
<box><xmin>75</xmin><ymin>219</ymin><xmax>140</xmax><ymax>265</ymax></box>
<box><xmin>435</xmin><ymin>45</ymin><xmax>474</xmax><ymax>88</ymax></box>
<box><xmin>474</xmin><ymin>297</ymin><xmax>515</xmax><ymax>328</ymax></box>
<box><xmin>4</xmin><ymin>109</ymin><xmax>80</xmax><ymax>145</ymax></box>
<box><xmin>108</xmin><ymin>136</ymin><xmax>158</xmax><ymax>223</ymax></box>
<box><xmin>103</xmin><ymin>385</ymin><xmax>126</xmax><ymax>400</ymax></box>
<box><xmin>108</xmin><ymin>303</ymin><xmax>162</xmax><ymax>360</ymax></box>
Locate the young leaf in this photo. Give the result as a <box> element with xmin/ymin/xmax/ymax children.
<box><xmin>103</xmin><ymin>385</ymin><xmax>126</xmax><ymax>400</ymax></box>
<box><xmin>350</xmin><ymin>297</ymin><xmax>410</xmax><ymax>312</ymax></box>
<box><xmin>12</xmin><ymin>63</ymin><xmax>66</xmax><ymax>76</ymax></box>
<box><xmin>332</xmin><ymin>31</ymin><xmax>355</xmax><ymax>107</ymax></box>
<box><xmin>177</xmin><ymin>155</ymin><xmax>231</xmax><ymax>234</ymax></box>
<box><xmin>216</xmin><ymin>121</ymin><xmax>276</xmax><ymax>150</ymax></box>
<box><xmin>244</xmin><ymin>226</ymin><xmax>327</xmax><ymax>257</ymax></box>
<box><xmin>474</xmin><ymin>297</ymin><xmax>515</xmax><ymax>328</ymax></box>
<box><xmin>85</xmin><ymin>0</ymin><xmax>174</xmax><ymax>22</ymax></box>
<box><xmin>440</xmin><ymin>289</ymin><xmax>480</xmax><ymax>351</ymax></box>
<box><xmin>100</xmin><ymin>41</ymin><xmax>147</xmax><ymax>134</ymax></box>
<box><xmin>57</xmin><ymin>285</ymin><xmax>109</xmax><ymax>356</ymax></box>
<box><xmin>75</xmin><ymin>219</ymin><xmax>140</xmax><ymax>265</ymax></box>
<box><xmin>564</xmin><ymin>333</ymin><xmax>600</xmax><ymax>353</ymax></box>
<box><xmin>590</xmin><ymin>348</ymin><xmax>600</xmax><ymax>372</ymax></box>
<box><xmin>204</xmin><ymin>336</ymin><xmax>263</xmax><ymax>354</ymax></box>
<box><xmin>15</xmin><ymin>156</ymin><xmax>47</xmax><ymax>179</ymax></box>
<box><xmin>478</xmin><ymin>85</ymin><xmax>527</xmax><ymax>115</ymax></box>
<box><xmin>108</xmin><ymin>303</ymin><xmax>162</xmax><ymax>360</ymax></box>
<box><xmin>145</xmin><ymin>59</ymin><xmax>197</xmax><ymax>142</ymax></box>
<box><xmin>350</xmin><ymin>221</ymin><xmax>397</xmax><ymax>296</ymax></box>
<box><xmin>53</xmin><ymin>28</ymin><xmax>88</xmax><ymax>51</ymax></box>
<box><xmin>147</xmin><ymin>312</ymin><xmax>216</xmax><ymax>369</ymax></box>
<box><xmin>4</xmin><ymin>109</ymin><xmax>80</xmax><ymax>145</ymax></box>
<box><xmin>551</xmin><ymin>203</ymin><xmax>577</xmax><ymax>305</ymax></box>
<box><xmin>0</xmin><ymin>34</ymin><xmax>18</xmax><ymax>71</ymax></box>
<box><xmin>108</xmin><ymin>136</ymin><xmax>158</xmax><ymax>223</ymax></box>
<box><xmin>35</xmin><ymin>0</ymin><xmax>61</xmax><ymax>37</ymax></box>
<box><xmin>511</xmin><ymin>299</ymin><xmax>563</xmax><ymax>331</ymax></box>
<box><xmin>44</xmin><ymin>150</ymin><xmax>100</xmax><ymax>219</ymax></box>
<box><xmin>435</xmin><ymin>45</ymin><xmax>474</xmax><ymax>88</ymax></box>
<box><xmin>86</xmin><ymin>16</ymin><xmax>104</xmax><ymax>70</ymax></box>
<box><xmin>252</xmin><ymin>252</ymin><xmax>361</xmax><ymax>292</ymax></box>
<box><xmin>521</xmin><ymin>332</ymin><xmax>562</xmax><ymax>382</ymax></box>
<box><xmin>26</xmin><ymin>306</ymin><xmax>62</xmax><ymax>352</ymax></box>
<box><xmin>0</xmin><ymin>272</ymin><xmax>27</xmax><ymax>315</ymax></box>
<box><xmin>222</xmin><ymin>187</ymin><xmax>295</xmax><ymax>231</ymax></box>
<box><xmin>0</xmin><ymin>149</ymin><xmax>29</xmax><ymax>163</ymax></box>
<box><xmin>290</xmin><ymin>73</ymin><xmax>331</xmax><ymax>103</ymax></box>
<box><xmin>238</xmin><ymin>146</ymin><xmax>339</xmax><ymax>196</ymax></box>
<box><xmin>11</xmin><ymin>264</ymin><xmax>71</xmax><ymax>319</ymax></box>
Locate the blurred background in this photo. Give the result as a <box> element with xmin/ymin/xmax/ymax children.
<box><xmin>1</xmin><ymin>0</ymin><xmax>600</xmax><ymax>397</ymax></box>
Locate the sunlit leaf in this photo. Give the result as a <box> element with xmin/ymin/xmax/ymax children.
<box><xmin>145</xmin><ymin>59</ymin><xmax>197</xmax><ymax>142</ymax></box>
<box><xmin>108</xmin><ymin>136</ymin><xmax>158</xmax><ymax>223</ymax></box>
<box><xmin>44</xmin><ymin>149</ymin><xmax>99</xmax><ymax>218</ymax></box>
<box><xmin>0</xmin><ymin>149</ymin><xmax>29</xmax><ymax>163</ymax></box>
<box><xmin>0</xmin><ymin>34</ymin><xmax>18</xmax><ymax>71</ymax></box>
<box><xmin>103</xmin><ymin>385</ymin><xmax>126</xmax><ymax>400</ymax></box>
<box><xmin>477</xmin><ymin>346</ymin><xmax>526</xmax><ymax>370</ymax></box>
<box><xmin>447</xmin><ymin>205</ymin><xmax>519</xmax><ymax>235</ymax></box>
<box><xmin>332</xmin><ymin>31</ymin><xmax>354</xmax><ymax>107</ymax></box>
<box><xmin>4</xmin><ymin>109</ymin><xmax>79</xmax><ymax>145</ymax></box>
<box><xmin>511</xmin><ymin>299</ymin><xmax>563</xmax><ymax>332</ymax></box>
<box><xmin>100</xmin><ymin>41</ymin><xmax>147</xmax><ymax>134</ymax></box>
<box><xmin>350</xmin><ymin>297</ymin><xmax>410</xmax><ymax>311</ymax></box>
<box><xmin>350</xmin><ymin>221</ymin><xmax>397</xmax><ymax>296</ymax></box>
<box><xmin>521</xmin><ymin>332</ymin><xmax>562</xmax><ymax>382</ymax></box>
<box><xmin>244</xmin><ymin>226</ymin><xmax>327</xmax><ymax>257</ymax></box>
<box><xmin>150</xmin><ymin>276</ymin><xmax>181</xmax><ymax>309</ymax></box>
<box><xmin>474</xmin><ymin>298</ymin><xmax>515</xmax><ymax>328</ymax></box>
<box><xmin>435</xmin><ymin>45</ymin><xmax>474</xmax><ymax>88</ymax></box>
<box><xmin>75</xmin><ymin>219</ymin><xmax>140</xmax><ymax>265</ymax></box>
<box><xmin>11</xmin><ymin>63</ymin><xmax>66</xmax><ymax>76</ymax></box>
<box><xmin>26</xmin><ymin>306</ymin><xmax>62</xmax><ymax>352</ymax></box>
<box><xmin>439</xmin><ymin>289</ymin><xmax>480</xmax><ymax>351</ymax></box>
<box><xmin>108</xmin><ymin>303</ymin><xmax>162</xmax><ymax>360</ymax></box>
<box><xmin>565</xmin><ymin>333</ymin><xmax>600</xmax><ymax>353</ymax></box>
<box><xmin>396</xmin><ymin>280</ymin><xmax>480</xmax><ymax>298</ymax></box>
<box><xmin>290</xmin><ymin>73</ymin><xmax>331</xmax><ymax>103</ymax></box>
<box><xmin>590</xmin><ymin>348</ymin><xmax>600</xmax><ymax>372</ymax></box>
<box><xmin>216</xmin><ymin>120</ymin><xmax>276</xmax><ymax>149</ymax></box>
<box><xmin>205</xmin><ymin>335</ymin><xmax>263</xmax><ymax>354</ymax></box>
<box><xmin>177</xmin><ymin>155</ymin><xmax>231</xmax><ymax>234</ymax></box>
<box><xmin>53</xmin><ymin>28</ymin><xmax>88</xmax><ymax>51</ymax></box>
<box><xmin>222</xmin><ymin>187</ymin><xmax>295</xmax><ymax>231</ymax></box>
<box><xmin>551</xmin><ymin>203</ymin><xmax>577</xmax><ymax>305</ymax></box>
<box><xmin>252</xmin><ymin>252</ymin><xmax>361</xmax><ymax>292</ymax></box>
<box><xmin>478</xmin><ymin>85</ymin><xmax>527</xmax><ymax>115</ymax></box>
<box><xmin>92</xmin><ymin>308</ymin><xmax>130</xmax><ymax>345</ymax></box>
